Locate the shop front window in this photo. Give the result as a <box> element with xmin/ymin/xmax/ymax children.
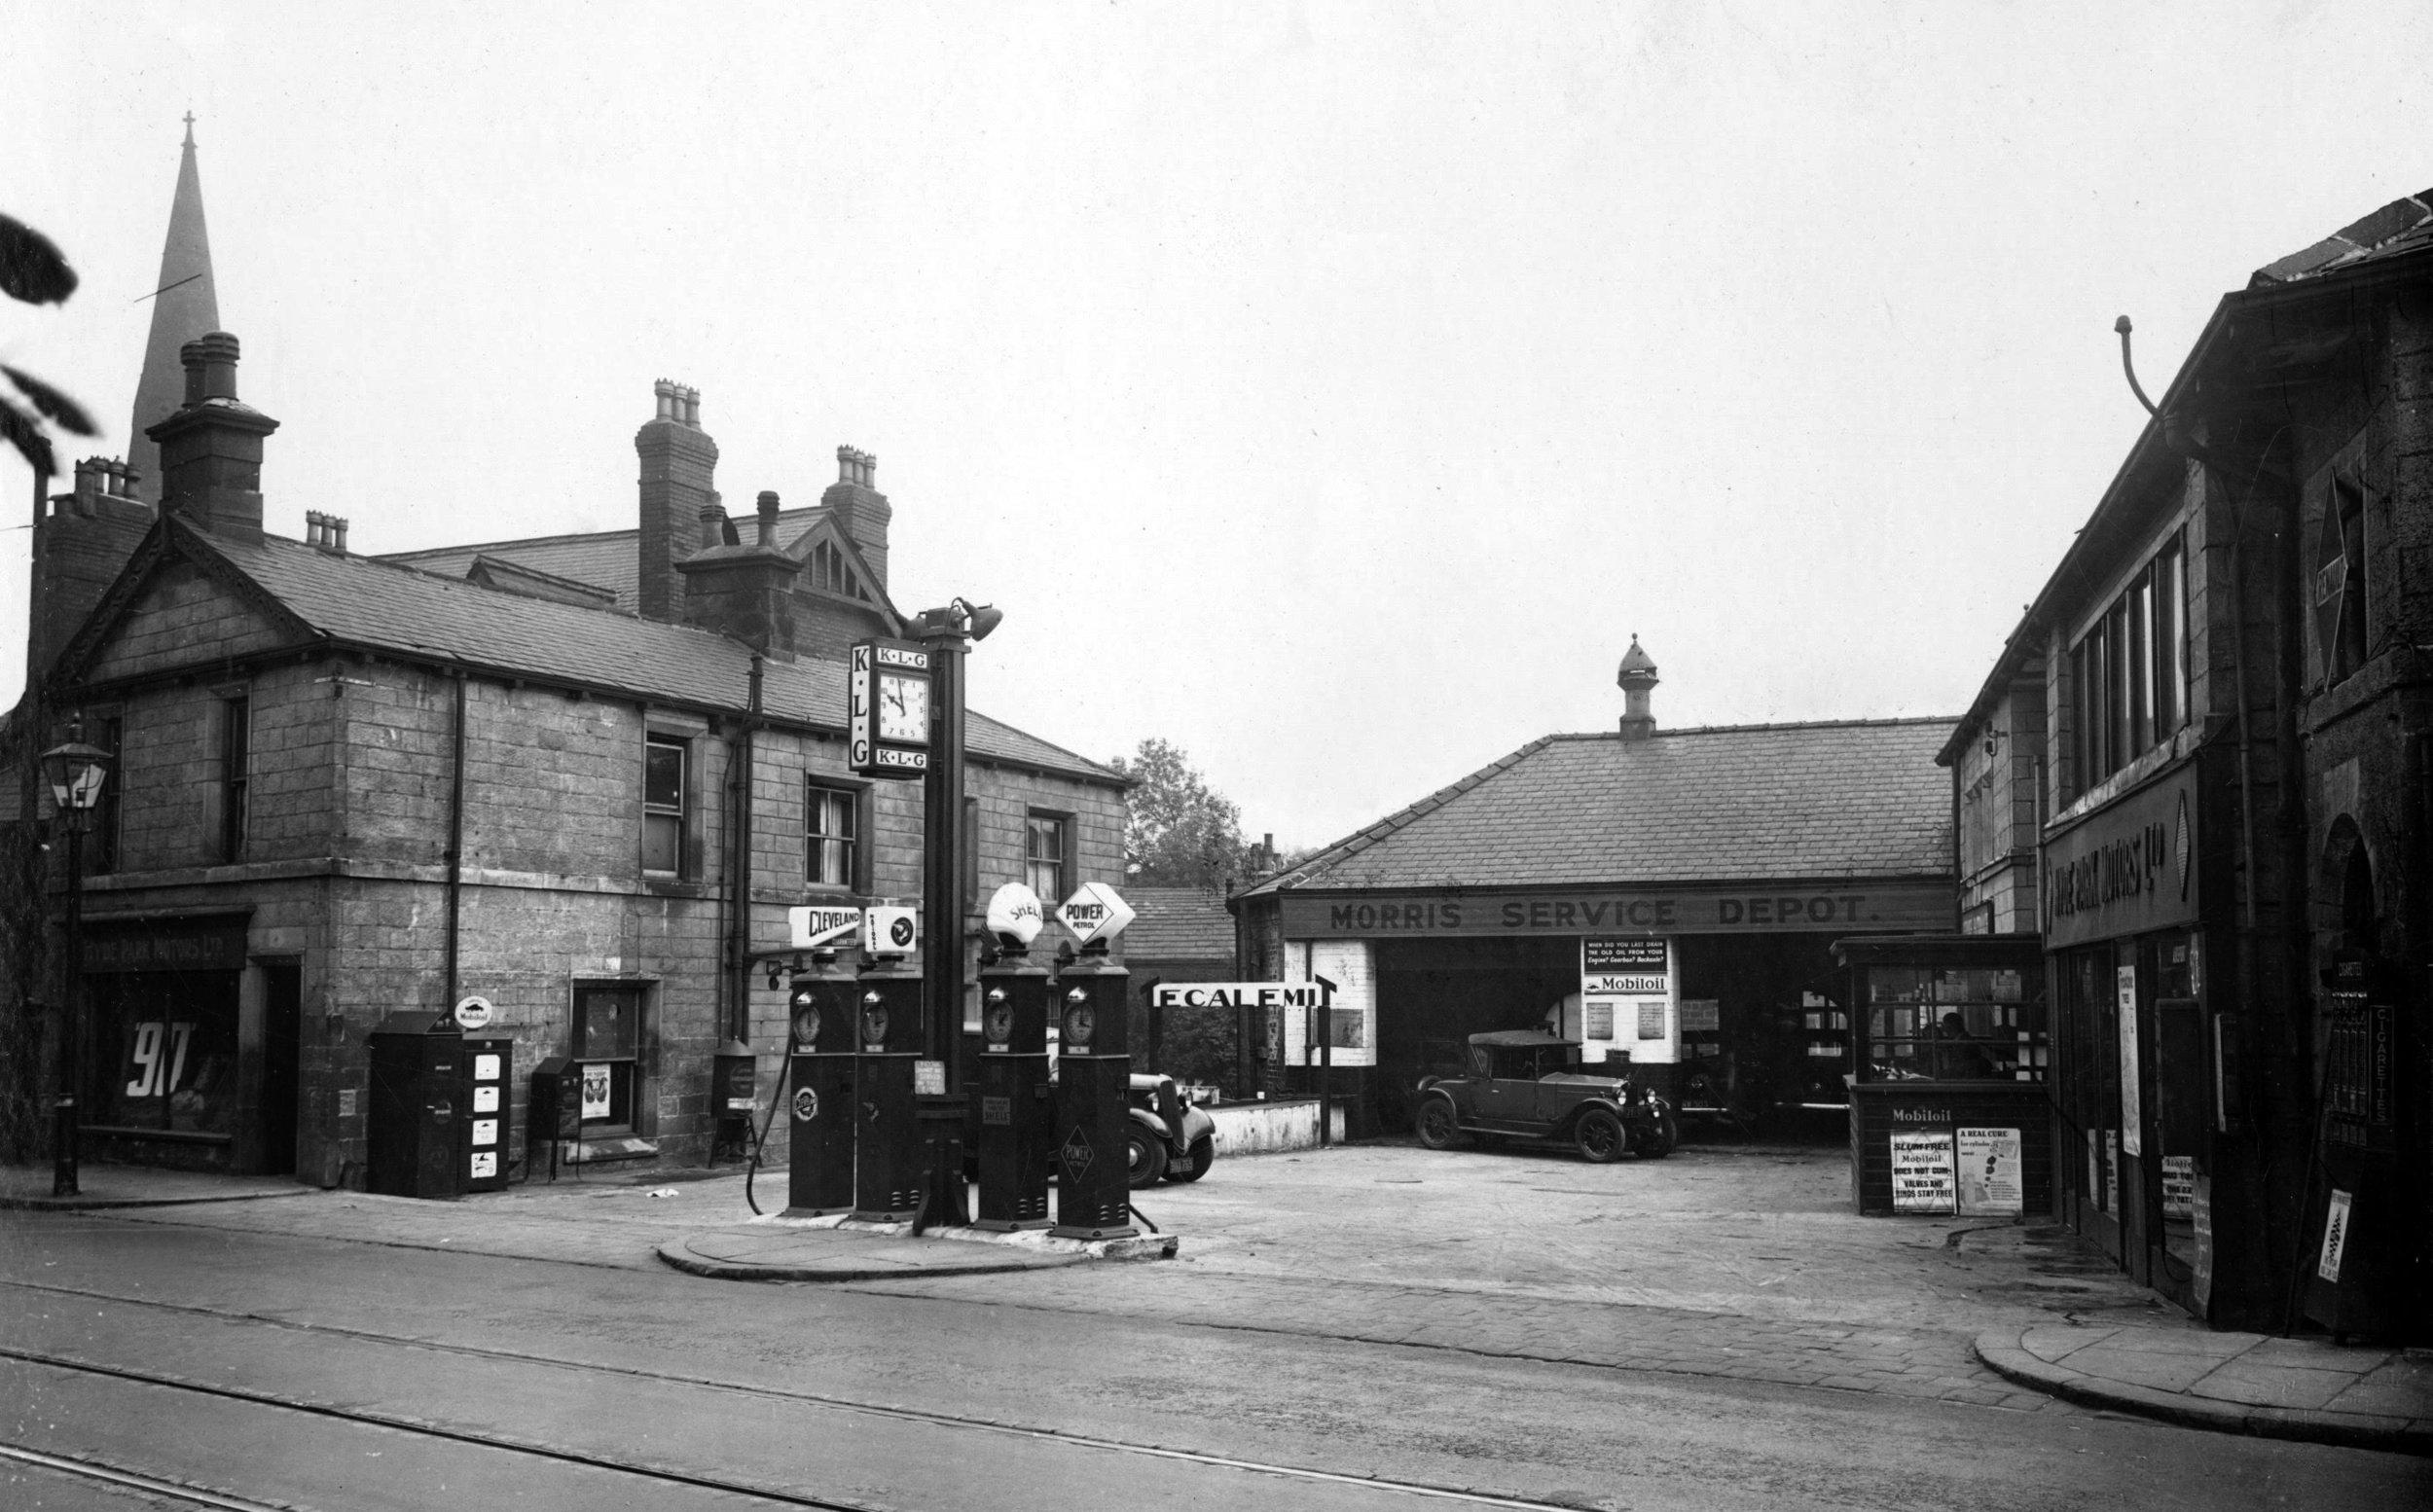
<box><xmin>88</xmin><ymin>971</ymin><xmax>241</xmax><ymax>1136</ymax></box>
<box><xmin>1862</xmin><ymin>965</ymin><xmax>2047</xmax><ymax>1082</ymax></box>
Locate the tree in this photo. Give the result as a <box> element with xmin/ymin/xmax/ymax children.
<box><xmin>1110</xmin><ymin>738</ymin><xmax>1253</xmax><ymax>889</ymax></box>
<box><xmin>2</xmin><ymin>211</ymin><xmax>94</xmax><ymax>1162</ymax></box>
<box><xmin>2</xmin><ymin>212</ymin><xmax>97</xmax><ymax>476</ymax></box>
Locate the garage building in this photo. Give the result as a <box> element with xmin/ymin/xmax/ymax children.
<box><xmin>1230</xmin><ymin>643</ymin><xmax>1956</xmax><ymax>1136</ymax></box>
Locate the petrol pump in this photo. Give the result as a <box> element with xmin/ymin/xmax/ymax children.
<box><xmin>1051</xmin><ymin>882</ymin><xmax>1138</xmax><ymax>1240</ymax></box>
<box><xmin>974</xmin><ymin>883</ymin><xmax>1055</xmax><ymax>1230</ymax></box>
<box><xmin>785</xmin><ymin>943</ymin><xmax>860</xmax><ymax>1215</ymax></box>
<box><xmin>852</xmin><ymin>906</ymin><xmax>927</xmax><ymax>1223</ymax></box>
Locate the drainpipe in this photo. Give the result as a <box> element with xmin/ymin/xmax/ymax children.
<box><xmin>443</xmin><ymin>670</ymin><xmax>467</xmax><ymax>1010</ymax></box>
<box><xmin>729</xmin><ymin>655</ymin><xmax>763</xmax><ymax>1044</ymax></box>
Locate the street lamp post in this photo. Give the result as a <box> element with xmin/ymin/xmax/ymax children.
<box><xmin>40</xmin><ymin>722</ymin><xmax>113</xmax><ymax>1199</ymax></box>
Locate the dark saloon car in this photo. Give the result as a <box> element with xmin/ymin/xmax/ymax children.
<box><xmin>1413</xmin><ymin>1030</ymin><xmax>1677</xmax><ymax>1161</ymax></box>
<box><xmin>1126</xmin><ymin>1072</ymin><xmax>1217</xmax><ymax>1188</ymax></box>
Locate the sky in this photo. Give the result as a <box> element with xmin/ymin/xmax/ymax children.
<box><xmin>4</xmin><ymin>2</ymin><xmax>2426</xmax><ymax>855</ymax></box>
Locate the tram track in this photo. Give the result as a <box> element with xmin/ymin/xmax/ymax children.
<box><xmin>0</xmin><ymin>1278</ymin><xmax>1577</xmax><ymax>1512</ymax></box>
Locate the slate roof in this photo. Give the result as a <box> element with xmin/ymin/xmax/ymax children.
<box><xmin>1240</xmin><ymin>718</ymin><xmax>1955</xmax><ymax>896</ymax></box>
<box><xmin>153</xmin><ymin>522</ymin><xmax>1118</xmax><ymax>784</ymax></box>
<box><xmin>378</xmin><ymin>506</ymin><xmax>833</xmax><ymax>612</ymax></box>
<box><xmin>1122</xmin><ymin>886</ymin><xmax>1236</xmax><ymax>960</ymax></box>
<box><xmin>2248</xmin><ymin>190</ymin><xmax>2433</xmax><ymax>288</ymax></box>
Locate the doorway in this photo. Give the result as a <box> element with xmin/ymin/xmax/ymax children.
<box><xmin>259</xmin><ymin>960</ymin><xmax>302</xmax><ymax>1175</ymax></box>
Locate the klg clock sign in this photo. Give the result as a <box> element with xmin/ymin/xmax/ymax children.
<box><xmin>849</xmin><ymin>639</ymin><xmax>932</xmax><ymax>778</ymax></box>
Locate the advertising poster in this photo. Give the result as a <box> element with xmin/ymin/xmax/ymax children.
<box><xmin>2117</xmin><ymin>965</ymin><xmax>2142</xmax><ymax>1155</ymax></box>
<box><xmin>1955</xmin><ymin>1127</ymin><xmax>2022</xmax><ymax>1216</ymax></box>
<box><xmin>2192</xmin><ymin>1174</ymin><xmax>2215</xmax><ymax>1312</ymax></box>
<box><xmin>579</xmin><ymin>1062</ymin><xmax>611</xmax><ymax>1120</ymax></box>
<box><xmin>1637</xmin><ymin>1002</ymin><xmax>1668</xmax><ymax>1040</ymax></box>
<box><xmin>2318</xmin><ymin>1189</ymin><xmax>2353</xmax><ymax>1282</ymax></box>
<box><xmin>2161</xmin><ymin>1154</ymin><xmax>2195</xmax><ymax>1219</ymax></box>
<box><xmin>1583</xmin><ymin>938</ymin><xmax>1667</xmax><ymax>996</ymax></box>
<box><xmin>1890</xmin><ymin>1130</ymin><xmax>1956</xmax><ymax>1213</ymax></box>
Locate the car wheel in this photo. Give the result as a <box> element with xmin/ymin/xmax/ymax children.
<box><xmin>1415</xmin><ymin>1097</ymin><xmax>1462</xmax><ymax>1150</ymax></box>
<box><xmin>1575</xmin><ymin>1107</ymin><xmax>1625</xmax><ymax>1163</ymax></box>
<box><xmin>1126</xmin><ymin>1126</ymin><xmax>1168</xmax><ymax>1188</ymax></box>
<box><xmin>1168</xmin><ymin>1135</ymin><xmax>1215</xmax><ymax>1182</ymax></box>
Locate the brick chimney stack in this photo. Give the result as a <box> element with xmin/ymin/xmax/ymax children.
<box><xmin>1616</xmin><ymin>635</ymin><xmax>1659</xmax><ymax>742</ymax></box>
<box><xmin>147</xmin><ymin>330</ymin><xmax>277</xmax><ymax>542</ymax></box>
<box><xmin>635</xmin><ymin>379</ymin><xmax>719</xmax><ymax>623</ymax></box>
<box><xmin>676</xmin><ymin>487</ymin><xmax>803</xmax><ymax>660</ymax></box>
<box><xmin>820</xmin><ymin>445</ymin><xmax>890</xmax><ymax>592</ymax></box>
<box><xmin>27</xmin><ymin>457</ymin><xmax>153</xmax><ymax>687</ymax></box>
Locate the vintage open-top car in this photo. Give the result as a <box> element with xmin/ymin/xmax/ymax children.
<box><xmin>1413</xmin><ymin>1029</ymin><xmax>1678</xmax><ymax>1161</ymax></box>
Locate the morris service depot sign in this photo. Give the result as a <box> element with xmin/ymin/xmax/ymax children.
<box><xmin>1279</xmin><ymin>882</ymin><xmax>1951</xmax><ymax>939</ymax></box>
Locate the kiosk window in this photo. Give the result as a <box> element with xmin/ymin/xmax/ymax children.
<box><xmin>1862</xmin><ymin>966</ymin><xmax>2046</xmax><ymax>1082</ymax></box>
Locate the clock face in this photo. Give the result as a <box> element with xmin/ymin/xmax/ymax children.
<box><xmin>877</xmin><ymin>672</ymin><xmax>929</xmax><ymax>744</ymax></box>
<box><xmin>985</xmin><ymin>1000</ymin><xmax>1014</xmax><ymax>1043</ymax></box>
<box><xmin>860</xmin><ymin>997</ymin><xmax>889</xmax><ymax>1049</ymax></box>
<box><xmin>1063</xmin><ymin>1002</ymin><xmax>1095</xmax><ymax>1050</ymax></box>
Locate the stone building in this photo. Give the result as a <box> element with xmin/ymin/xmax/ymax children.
<box><xmin>9</xmin><ymin>129</ymin><xmax>1124</xmax><ymax>1188</ymax></box>
<box><xmin>1942</xmin><ymin>189</ymin><xmax>2432</xmax><ymax>1338</ymax></box>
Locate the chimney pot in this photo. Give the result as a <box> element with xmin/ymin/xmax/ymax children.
<box><xmin>654</xmin><ymin>379</ymin><xmax>674</xmax><ymax>421</ymax></box>
<box><xmin>756</xmin><ymin>489</ymin><xmax>780</xmax><ymax>547</ymax></box>
<box><xmin>697</xmin><ymin>500</ymin><xmax>726</xmax><ymax>551</ymax></box>
<box><xmin>191</xmin><ymin>331</ymin><xmax>241</xmax><ymax>402</ymax></box>
<box><xmin>180</xmin><ymin>340</ymin><xmax>208</xmax><ymax>406</ymax></box>
<box><xmin>331</xmin><ymin>516</ymin><xmax>347</xmax><ymax>552</ymax></box>
<box><xmin>680</xmin><ymin>386</ymin><xmax>700</xmax><ymax>426</ymax></box>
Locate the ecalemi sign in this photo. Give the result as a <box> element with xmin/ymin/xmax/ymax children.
<box><xmin>1277</xmin><ymin>882</ymin><xmax>1953</xmax><ymax>939</ymax></box>
<box><xmin>849</xmin><ymin>639</ymin><xmax>931</xmax><ymax>778</ymax></box>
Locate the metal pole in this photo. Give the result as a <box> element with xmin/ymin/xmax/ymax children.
<box><xmin>53</xmin><ymin>807</ymin><xmax>85</xmax><ymax>1198</ymax></box>
<box><xmin>919</xmin><ymin>623</ymin><xmax>970</xmax><ymax>1225</ymax></box>
<box><xmin>1316</xmin><ymin>975</ymin><xmax>1336</xmax><ymax>1149</ymax></box>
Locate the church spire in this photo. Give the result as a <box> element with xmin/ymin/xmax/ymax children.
<box><xmin>127</xmin><ymin>114</ymin><xmax>222</xmax><ymax>504</ymax></box>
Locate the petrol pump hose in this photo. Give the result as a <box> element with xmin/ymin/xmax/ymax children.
<box><xmin>742</xmin><ymin>1074</ymin><xmax>786</xmax><ymax>1216</ymax></box>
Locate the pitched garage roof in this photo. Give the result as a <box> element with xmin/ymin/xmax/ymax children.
<box><xmin>1242</xmin><ymin>717</ymin><xmax>1955</xmax><ymax>895</ymax></box>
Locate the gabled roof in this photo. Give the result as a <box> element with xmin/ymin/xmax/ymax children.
<box><xmin>379</xmin><ymin>506</ymin><xmax>819</xmax><ymax>609</ymax></box>
<box><xmin>1239</xmin><ymin>718</ymin><xmax>1955</xmax><ymax>897</ymax></box>
<box><xmin>1943</xmin><ymin>187</ymin><xmax>2433</xmax><ymax>760</ymax></box>
<box><xmin>61</xmin><ymin>519</ymin><xmax>1118</xmax><ymax>786</ymax></box>
<box><xmin>1123</xmin><ymin>886</ymin><xmax>1235</xmax><ymax>959</ymax></box>
<box><xmin>2248</xmin><ymin>190</ymin><xmax>2433</xmax><ymax>288</ymax></box>
<box><xmin>378</xmin><ymin>504</ymin><xmax>901</xmax><ymax>631</ymax></box>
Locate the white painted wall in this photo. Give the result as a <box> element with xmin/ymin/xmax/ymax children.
<box><xmin>1281</xmin><ymin>939</ymin><xmax>1375</xmax><ymax>1068</ymax></box>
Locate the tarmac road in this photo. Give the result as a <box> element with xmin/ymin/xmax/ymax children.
<box><xmin>4</xmin><ymin>1141</ymin><xmax>2427</xmax><ymax>1510</ymax></box>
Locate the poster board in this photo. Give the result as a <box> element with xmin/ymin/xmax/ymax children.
<box><xmin>1955</xmin><ymin>1127</ymin><xmax>2022</xmax><ymax>1216</ymax></box>
<box><xmin>1890</xmin><ymin>1130</ymin><xmax>1956</xmax><ymax>1213</ymax></box>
